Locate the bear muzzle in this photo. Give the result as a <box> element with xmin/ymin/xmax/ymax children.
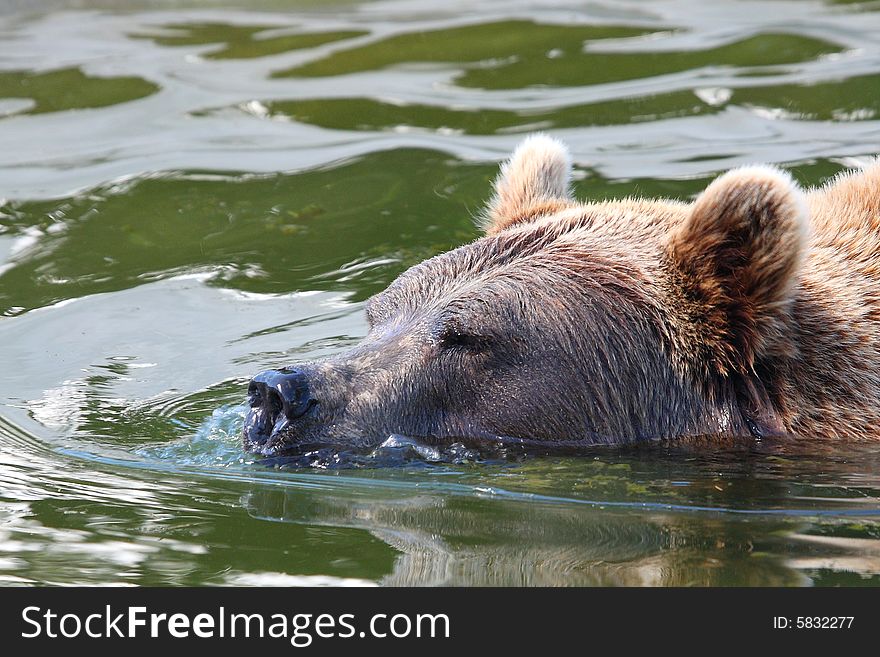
<box><xmin>243</xmin><ymin>368</ymin><xmax>319</xmax><ymax>454</ymax></box>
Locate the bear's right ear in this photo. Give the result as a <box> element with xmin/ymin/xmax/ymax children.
<box><xmin>664</xmin><ymin>165</ymin><xmax>808</xmax><ymax>377</ymax></box>
<box><xmin>481</xmin><ymin>134</ymin><xmax>574</xmax><ymax>235</ymax></box>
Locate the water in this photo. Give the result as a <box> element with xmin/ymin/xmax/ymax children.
<box><xmin>1</xmin><ymin>0</ymin><xmax>880</xmax><ymax>586</ymax></box>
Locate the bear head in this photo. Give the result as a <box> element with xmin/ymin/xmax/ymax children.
<box><xmin>243</xmin><ymin>135</ymin><xmax>808</xmax><ymax>455</ymax></box>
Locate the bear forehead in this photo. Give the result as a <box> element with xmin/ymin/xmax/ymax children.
<box><xmin>367</xmin><ymin>202</ymin><xmax>676</xmax><ymax>323</ymax></box>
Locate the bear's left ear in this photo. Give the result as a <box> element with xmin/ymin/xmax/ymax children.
<box><xmin>481</xmin><ymin>134</ymin><xmax>574</xmax><ymax>235</ymax></box>
<box><xmin>665</xmin><ymin>165</ymin><xmax>809</xmax><ymax>376</ymax></box>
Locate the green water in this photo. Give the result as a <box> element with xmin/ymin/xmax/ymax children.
<box><xmin>1</xmin><ymin>0</ymin><xmax>880</xmax><ymax>586</ymax></box>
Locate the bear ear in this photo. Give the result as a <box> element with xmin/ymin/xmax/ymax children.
<box><xmin>481</xmin><ymin>134</ymin><xmax>574</xmax><ymax>235</ymax></box>
<box><xmin>665</xmin><ymin>165</ymin><xmax>808</xmax><ymax>376</ymax></box>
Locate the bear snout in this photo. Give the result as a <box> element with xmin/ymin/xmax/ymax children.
<box><xmin>243</xmin><ymin>368</ymin><xmax>319</xmax><ymax>453</ymax></box>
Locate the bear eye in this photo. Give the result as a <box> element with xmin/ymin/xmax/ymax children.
<box><xmin>438</xmin><ymin>326</ymin><xmax>491</xmax><ymax>352</ymax></box>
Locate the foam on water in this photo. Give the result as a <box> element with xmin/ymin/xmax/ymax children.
<box><xmin>139</xmin><ymin>403</ymin><xmax>485</xmax><ymax>470</ymax></box>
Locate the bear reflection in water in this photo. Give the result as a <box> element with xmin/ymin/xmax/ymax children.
<box><xmin>244</xmin><ymin>134</ymin><xmax>880</xmax><ymax>454</ymax></box>
<box><xmin>241</xmin><ymin>484</ymin><xmax>880</xmax><ymax>586</ymax></box>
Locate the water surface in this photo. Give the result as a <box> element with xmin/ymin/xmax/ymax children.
<box><xmin>1</xmin><ymin>0</ymin><xmax>880</xmax><ymax>586</ymax></box>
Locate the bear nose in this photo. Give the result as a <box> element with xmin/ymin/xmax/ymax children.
<box><xmin>247</xmin><ymin>368</ymin><xmax>316</xmax><ymax>426</ymax></box>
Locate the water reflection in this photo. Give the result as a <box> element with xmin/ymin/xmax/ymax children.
<box><xmin>0</xmin><ymin>67</ymin><xmax>158</xmax><ymax>117</ymax></box>
<box><xmin>0</xmin><ymin>151</ymin><xmax>489</xmax><ymax>314</ymax></box>
<box><xmin>276</xmin><ymin>23</ymin><xmax>842</xmax><ymax>89</ymax></box>
<box><xmin>214</xmin><ymin>73</ymin><xmax>880</xmax><ymax>135</ymax></box>
<box><xmin>131</xmin><ymin>22</ymin><xmax>367</xmax><ymax>60</ymax></box>
<box><xmin>243</xmin><ymin>485</ymin><xmax>815</xmax><ymax>586</ymax></box>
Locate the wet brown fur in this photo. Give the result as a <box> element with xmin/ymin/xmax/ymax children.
<box><xmin>246</xmin><ymin>137</ymin><xmax>880</xmax><ymax>452</ymax></box>
<box><xmin>485</xmin><ymin>135</ymin><xmax>880</xmax><ymax>442</ymax></box>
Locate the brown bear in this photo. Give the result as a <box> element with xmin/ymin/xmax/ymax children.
<box><xmin>243</xmin><ymin>135</ymin><xmax>880</xmax><ymax>455</ymax></box>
